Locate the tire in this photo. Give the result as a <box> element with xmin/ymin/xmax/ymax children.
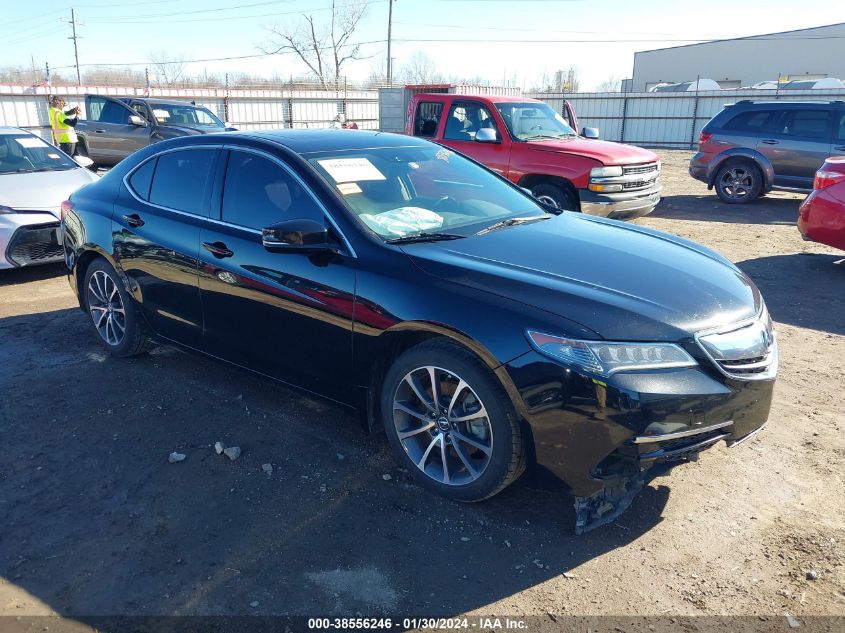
<box><xmin>380</xmin><ymin>339</ymin><xmax>524</xmax><ymax>502</ymax></box>
<box><xmin>530</xmin><ymin>182</ymin><xmax>578</xmax><ymax>211</ymax></box>
<box><xmin>714</xmin><ymin>160</ymin><xmax>763</xmax><ymax>204</ymax></box>
<box><xmin>83</xmin><ymin>258</ymin><xmax>152</xmax><ymax>357</ymax></box>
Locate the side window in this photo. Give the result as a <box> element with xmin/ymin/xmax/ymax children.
<box><xmin>724</xmin><ymin>110</ymin><xmax>774</xmax><ymax>132</ymax></box>
<box><xmin>128</xmin><ymin>158</ymin><xmax>156</xmax><ymax>200</ymax></box>
<box><xmin>86</xmin><ymin>97</ymin><xmax>106</xmax><ymax>122</ymax></box>
<box><xmin>414</xmin><ymin>102</ymin><xmax>443</xmax><ymax>137</ymax></box>
<box><xmin>444</xmin><ymin>102</ymin><xmax>497</xmax><ymax>141</ymax></box>
<box><xmin>131</xmin><ymin>102</ymin><xmax>152</xmax><ymax>122</ymax></box>
<box><xmin>834</xmin><ymin>112</ymin><xmax>845</xmax><ymax>141</ymax></box>
<box><xmin>772</xmin><ymin>109</ymin><xmax>831</xmax><ymax>139</ymax></box>
<box><xmin>222</xmin><ymin>151</ymin><xmax>322</xmax><ymax>230</ymax></box>
<box><xmin>99</xmin><ymin>101</ymin><xmax>131</xmax><ymax>125</ymax></box>
<box><xmin>149</xmin><ymin>149</ymin><xmax>216</xmax><ymax>214</ymax></box>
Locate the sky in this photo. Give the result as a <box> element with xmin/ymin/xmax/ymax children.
<box><xmin>6</xmin><ymin>0</ymin><xmax>845</xmax><ymax>90</ymax></box>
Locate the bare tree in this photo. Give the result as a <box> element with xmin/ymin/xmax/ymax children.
<box><xmin>402</xmin><ymin>51</ymin><xmax>442</xmax><ymax>85</ymax></box>
<box><xmin>148</xmin><ymin>51</ymin><xmax>188</xmax><ymax>87</ymax></box>
<box><xmin>262</xmin><ymin>0</ymin><xmax>369</xmax><ymax>90</ymax></box>
<box><xmin>595</xmin><ymin>75</ymin><xmax>623</xmax><ymax>93</ymax></box>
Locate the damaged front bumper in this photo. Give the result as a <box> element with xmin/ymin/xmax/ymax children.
<box><xmin>503</xmin><ymin>350</ymin><xmax>775</xmax><ymax>534</ymax></box>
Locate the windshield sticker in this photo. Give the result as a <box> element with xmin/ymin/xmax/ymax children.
<box><xmin>359</xmin><ymin>207</ymin><xmax>444</xmax><ymax>237</ymax></box>
<box><xmin>318</xmin><ymin>158</ymin><xmax>386</xmax><ymax>183</ymax></box>
<box><xmin>336</xmin><ymin>182</ymin><xmax>363</xmax><ymax>195</ymax></box>
<box><xmin>14</xmin><ymin>137</ymin><xmax>48</xmax><ymax>149</ymax></box>
<box><xmin>435</xmin><ymin>149</ymin><xmax>451</xmax><ymax>162</ymax></box>
<box><xmin>47</xmin><ymin>153</ymin><xmax>61</xmax><ymax>159</ymax></box>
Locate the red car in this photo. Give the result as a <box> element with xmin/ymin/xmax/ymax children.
<box><xmin>798</xmin><ymin>157</ymin><xmax>845</xmax><ymax>251</ymax></box>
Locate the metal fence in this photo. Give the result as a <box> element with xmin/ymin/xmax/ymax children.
<box><xmin>0</xmin><ymin>84</ymin><xmax>380</xmax><ymax>140</ymax></box>
<box><xmin>527</xmin><ymin>89</ymin><xmax>845</xmax><ymax>149</ymax></box>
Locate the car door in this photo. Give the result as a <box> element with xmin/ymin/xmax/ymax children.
<box><xmin>113</xmin><ymin>147</ymin><xmax>219</xmax><ymax>348</ymax></box>
<box><xmin>197</xmin><ymin>147</ymin><xmax>357</xmax><ymax>403</ymax></box>
<box><xmin>758</xmin><ymin>108</ymin><xmax>834</xmax><ymax>189</ymax></box>
<box><xmin>84</xmin><ymin>96</ymin><xmax>152</xmax><ymax>165</ymax></box>
<box><xmin>438</xmin><ymin>100</ymin><xmax>511</xmax><ymax>177</ymax></box>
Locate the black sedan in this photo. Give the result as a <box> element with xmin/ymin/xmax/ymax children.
<box><xmin>61</xmin><ymin>130</ymin><xmax>778</xmax><ymax>533</ymax></box>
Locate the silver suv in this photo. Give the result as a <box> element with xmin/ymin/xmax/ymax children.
<box><xmin>689</xmin><ymin>100</ymin><xmax>845</xmax><ymax>203</ymax></box>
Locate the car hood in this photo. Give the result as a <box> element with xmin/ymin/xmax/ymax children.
<box><xmin>402</xmin><ymin>214</ymin><xmax>760</xmax><ymax>341</ymax></box>
<box><xmin>525</xmin><ymin>137</ymin><xmax>658</xmax><ymax>165</ymax></box>
<box><xmin>158</xmin><ymin>124</ymin><xmax>223</xmax><ymax>136</ymax></box>
<box><xmin>0</xmin><ymin>168</ymin><xmax>98</xmax><ymax>218</ymax></box>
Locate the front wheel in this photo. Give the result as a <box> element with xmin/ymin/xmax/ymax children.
<box><xmin>530</xmin><ymin>182</ymin><xmax>578</xmax><ymax>211</ymax></box>
<box><xmin>84</xmin><ymin>259</ymin><xmax>151</xmax><ymax>356</ymax></box>
<box><xmin>714</xmin><ymin>161</ymin><xmax>762</xmax><ymax>204</ymax></box>
<box><xmin>381</xmin><ymin>339</ymin><xmax>524</xmax><ymax>502</ymax></box>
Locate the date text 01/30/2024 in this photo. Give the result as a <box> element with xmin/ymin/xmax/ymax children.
<box><xmin>307</xmin><ymin>617</ymin><xmax>528</xmax><ymax>630</ymax></box>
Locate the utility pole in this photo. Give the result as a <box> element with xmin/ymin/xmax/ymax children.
<box><xmin>386</xmin><ymin>0</ymin><xmax>395</xmax><ymax>87</ymax></box>
<box><xmin>69</xmin><ymin>8</ymin><xmax>81</xmax><ymax>86</ymax></box>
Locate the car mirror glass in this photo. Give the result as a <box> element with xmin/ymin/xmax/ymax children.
<box><xmin>475</xmin><ymin>128</ymin><xmax>500</xmax><ymax>143</ymax></box>
<box><xmin>129</xmin><ymin>115</ymin><xmax>147</xmax><ymax>127</ymax></box>
<box><xmin>262</xmin><ymin>218</ymin><xmax>334</xmax><ymax>254</ymax></box>
<box><xmin>582</xmin><ymin>127</ymin><xmax>600</xmax><ymax>139</ymax></box>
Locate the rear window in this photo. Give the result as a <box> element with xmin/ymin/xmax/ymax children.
<box><xmin>413</xmin><ymin>102</ymin><xmax>443</xmax><ymax>137</ymax></box>
<box><xmin>723</xmin><ymin>110</ymin><xmax>774</xmax><ymax>132</ymax></box>
<box><xmin>149</xmin><ymin>149</ymin><xmax>216</xmax><ymax>215</ymax></box>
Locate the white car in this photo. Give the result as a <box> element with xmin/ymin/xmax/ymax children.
<box><xmin>0</xmin><ymin>127</ymin><xmax>98</xmax><ymax>269</ymax></box>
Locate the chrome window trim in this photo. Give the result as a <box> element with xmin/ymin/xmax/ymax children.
<box><xmin>122</xmin><ymin>144</ymin><xmax>357</xmax><ymax>256</ymax></box>
<box><xmin>693</xmin><ymin>304</ymin><xmax>778</xmax><ymax>381</ymax></box>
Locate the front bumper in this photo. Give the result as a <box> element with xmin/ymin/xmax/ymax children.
<box><xmin>579</xmin><ymin>184</ymin><xmax>662</xmax><ymax>220</ymax></box>
<box><xmin>0</xmin><ymin>212</ymin><xmax>63</xmax><ymax>269</ymax></box>
<box><xmin>504</xmin><ymin>347</ymin><xmax>774</xmax><ymax>532</ymax></box>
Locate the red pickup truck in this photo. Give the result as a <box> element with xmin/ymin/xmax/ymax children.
<box><xmin>405</xmin><ymin>93</ymin><xmax>662</xmax><ymax>219</ymax></box>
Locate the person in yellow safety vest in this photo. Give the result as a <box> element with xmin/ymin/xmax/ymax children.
<box><xmin>48</xmin><ymin>96</ymin><xmax>80</xmax><ymax>156</ymax></box>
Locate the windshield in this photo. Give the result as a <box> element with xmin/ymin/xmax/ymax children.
<box><xmin>495</xmin><ymin>102</ymin><xmax>577</xmax><ymax>141</ymax></box>
<box><xmin>0</xmin><ymin>134</ymin><xmax>79</xmax><ymax>175</ymax></box>
<box><xmin>150</xmin><ymin>104</ymin><xmax>224</xmax><ymax>128</ymax></box>
<box><xmin>307</xmin><ymin>145</ymin><xmax>545</xmax><ymax>240</ymax></box>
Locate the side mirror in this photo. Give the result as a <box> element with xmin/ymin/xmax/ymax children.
<box><xmin>582</xmin><ymin>127</ymin><xmax>600</xmax><ymax>139</ymax></box>
<box><xmin>225</xmin><ymin>126</ymin><xmax>238</xmax><ymax>132</ymax></box>
<box><xmin>475</xmin><ymin>128</ymin><xmax>500</xmax><ymax>143</ymax></box>
<box><xmin>262</xmin><ymin>218</ymin><xmax>335</xmax><ymax>254</ymax></box>
<box><xmin>74</xmin><ymin>155</ymin><xmax>94</xmax><ymax>168</ymax></box>
<box><xmin>129</xmin><ymin>115</ymin><xmax>147</xmax><ymax>127</ymax></box>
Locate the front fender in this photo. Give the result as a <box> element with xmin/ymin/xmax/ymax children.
<box><xmin>706</xmin><ymin>148</ymin><xmax>774</xmax><ymax>190</ymax></box>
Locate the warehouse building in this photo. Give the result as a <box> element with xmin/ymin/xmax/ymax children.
<box><xmin>630</xmin><ymin>22</ymin><xmax>845</xmax><ymax>92</ymax></box>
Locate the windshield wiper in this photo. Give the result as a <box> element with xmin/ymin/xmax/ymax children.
<box><xmin>474</xmin><ymin>215</ymin><xmax>550</xmax><ymax>236</ymax></box>
<box><xmin>386</xmin><ymin>232</ymin><xmax>465</xmax><ymax>244</ymax></box>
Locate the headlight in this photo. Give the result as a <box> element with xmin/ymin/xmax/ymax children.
<box><xmin>589</xmin><ymin>166</ymin><xmax>623</xmax><ymax>178</ymax></box>
<box><xmin>0</xmin><ymin>205</ymin><xmax>17</xmax><ymax>215</ymax></box>
<box><xmin>527</xmin><ymin>330</ymin><xmax>697</xmax><ymax>376</ymax></box>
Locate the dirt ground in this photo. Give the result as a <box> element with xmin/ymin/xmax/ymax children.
<box><xmin>1</xmin><ymin>150</ymin><xmax>843</xmax><ymax>628</ymax></box>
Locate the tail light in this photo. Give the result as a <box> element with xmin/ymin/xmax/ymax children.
<box><xmin>699</xmin><ymin>130</ymin><xmax>713</xmax><ymax>147</ymax></box>
<box><xmin>60</xmin><ymin>200</ymin><xmax>74</xmax><ymax>222</ymax></box>
<box><xmin>813</xmin><ymin>169</ymin><xmax>845</xmax><ymax>190</ymax></box>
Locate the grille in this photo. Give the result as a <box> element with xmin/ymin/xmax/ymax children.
<box><xmin>623</xmin><ymin>180</ymin><xmax>653</xmax><ymax>190</ymax></box>
<box><xmin>623</xmin><ymin>163</ymin><xmax>659</xmax><ymax>176</ymax></box>
<box><xmin>6</xmin><ymin>222</ymin><xmax>62</xmax><ymax>266</ymax></box>
<box><xmin>715</xmin><ymin>355</ymin><xmax>770</xmax><ymax>376</ymax></box>
<box><xmin>697</xmin><ymin>313</ymin><xmax>777</xmax><ymax>381</ymax></box>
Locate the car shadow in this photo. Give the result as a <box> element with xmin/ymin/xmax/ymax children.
<box><xmin>0</xmin><ymin>306</ymin><xmax>672</xmax><ymax>622</ymax></box>
<box><xmin>650</xmin><ymin>194</ymin><xmax>803</xmax><ymax>225</ymax></box>
<box><xmin>0</xmin><ymin>263</ymin><xmax>66</xmax><ymax>287</ymax></box>
<box><xmin>737</xmin><ymin>252</ymin><xmax>845</xmax><ymax>335</ymax></box>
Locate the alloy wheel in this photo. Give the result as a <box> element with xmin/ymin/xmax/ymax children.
<box><xmin>535</xmin><ymin>194</ymin><xmax>559</xmax><ymax>208</ymax></box>
<box><xmin>719</xmin><ymin>167</ymin><xmax>754</xmax><ymax>200</ymax></box>
<box><xmin>87</xmin><ymin>270</ymin><xmax>126</xmax><ymax>347</ymax></box>
<box><xmin>392</xmin><ymin>365</ymin><xmax>493</xmax><ymax>486</ymax></box>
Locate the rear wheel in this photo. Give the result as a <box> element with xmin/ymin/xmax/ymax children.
<box><xmin>530</xmin><ymin>182</ymin><xmax>578</xmax><ymax>211</ymax></box>
<box><xmin>714</xmin><ymin>160</ymin><xmax>762</xmax><ymax>204</ymax></box>
<box><xmin>381</xmin><ymin>339</ymin><xmax>524</xmax><ymax>502</ymax></box>
<box><xmin>84</xmin><ymin>259</ymin><xmax>151</xmax><ymax>357</ymax></box>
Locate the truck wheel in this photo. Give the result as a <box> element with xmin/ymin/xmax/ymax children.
<box><xmin>530</xmin><ymin>183</ymin><xmax>578</xmax><ymax>211</ymax></box>
<box><xmin>714</xmin><ymin>160</ymin><xmax>762</xmax><ymax>204</ymax></box>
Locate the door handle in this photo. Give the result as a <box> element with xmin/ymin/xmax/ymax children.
<box><xmin>202</xmin><ymin>241</ymin><xmax>234</xmax><ymax>258</ymax></box>
<box><xmin>760</xmin><ymin>139</ymin><xmax>779</xmax><ymax>145</ymax></box>
<box><xmin>834</xmin><ymin>146</ymin><xmax>845</xmax><ymax>152</ymax></box>
<box><xmin>122</xmin><ymin>213</ymin><xmax>144</xmax><ymax>228</ymax></box>
<box><xmin>94</xmin><ymin>129</ymin><xmax>106</xmax><ymax>133</ymax></box>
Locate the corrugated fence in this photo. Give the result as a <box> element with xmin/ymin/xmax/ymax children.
<box><xmin>527</xmin><ymin>89</ymin><xmax>845</xmax><ymax>148</ymax></box>
<box><xmin>0</xmin><ymin>84</ymin><xmax>379</xmax><ymax>140</ymax></box>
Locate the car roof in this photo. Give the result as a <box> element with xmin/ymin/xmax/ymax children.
<box><xmin>732</xmin><ymin>100</ymin><xmax>845</xmax><ymax>108</ymax></box>
<box><xmin>0</xmin><ymin>126</ymin><xmax>32</xmax><ymax>135</ymax></box>
<box><xmin>237</xmin><ymin>129</ymin><xmax>432</xmax><ymax>154</ymax></box>
<box><xmin>416</xmin><ymin>93</ymin><xmax>542</xmax><ymax>105</ymax></box>
<box><xmin>117</xmin><ymin>97</ymin><xmax>206</xmax><ymax>106</ymax></box>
